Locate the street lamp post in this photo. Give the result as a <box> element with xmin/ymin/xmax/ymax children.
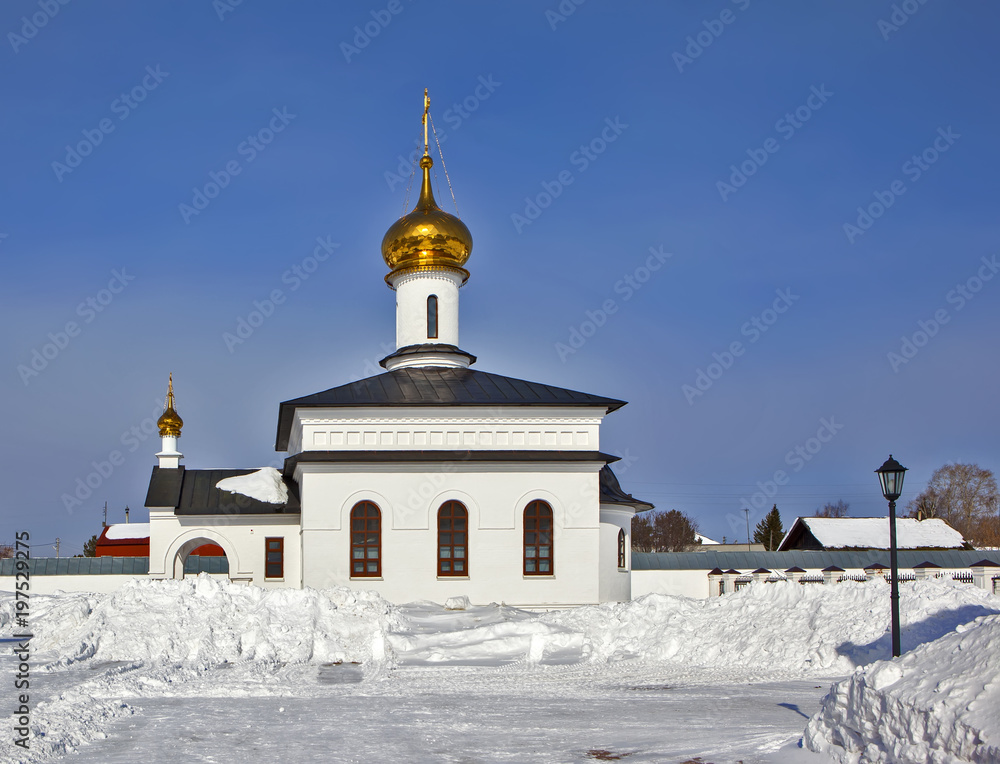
<box><xmin>875</xmin><ymin>455</ymin><xmax>908</xmax><ymax>658</ymax></box>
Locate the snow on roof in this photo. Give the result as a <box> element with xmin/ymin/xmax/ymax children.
<box><xmin>695</xmin><ymin>533</ymin><xmax>719</xmax><ymax>545</ymax></box>
<box><xmin>784</xmin><ymin>517</ymin><xmax>965</xmax><ymax>550</ymax></box>
<box><xmin>216</xmin><ymin>467</ymin><xmax>288</xmax><ymax>505</ymax></box>
<box><xmin>103</xmin><ymin>523</ymin><xmax>150</xmax><ymax>541</ymax></box>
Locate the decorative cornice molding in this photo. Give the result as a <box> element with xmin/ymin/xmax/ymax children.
<box><xmin>299</xmin><ymin>416</ymin><xmax>603</xmax><ymax>425</ymax></box>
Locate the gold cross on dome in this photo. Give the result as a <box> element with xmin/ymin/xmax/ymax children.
<box><xmin>422</xmin><ymin>88</ymin><xmax>430</xmax><ymax>155</ymax></box>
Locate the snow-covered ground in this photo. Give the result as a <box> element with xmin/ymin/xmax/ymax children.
<box><xmin>1</xmin><ymin>576</ymin><xmax>997</xmax><ymax>763</ymax></box>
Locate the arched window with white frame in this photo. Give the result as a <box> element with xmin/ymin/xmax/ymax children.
<box><xmin>437</xmin><ymin>501</ymin><xmax>468</xmax><ymax>576</ymax></box>
<box><xmin>350</xmin><ymin>501</ymin><xmax>381</xmax><ymax>577</ymax></box>
<box><xmin>523</xmin><ymin>500</ymin><xmax>554</xmax><ymax>576</ymax></box>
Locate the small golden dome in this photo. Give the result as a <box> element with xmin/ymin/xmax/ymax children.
<box><xmin>157</xmin><ymin>374</ymin><xmax>183</xmax><ymax>438</ymax></box>
<box><xmin>381</xmin><ymin>153</ymin><xmax>473</xmax><ymax>282</ymax></box>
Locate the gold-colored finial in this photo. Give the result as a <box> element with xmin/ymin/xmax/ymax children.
<box><xmin>157</xmin><ymin>373</ymin><xmax>183</xmax><ymax>438</ymax></box>
<box><xmin>380</xmin><ymin>89</ymin><xmax>473</xmax><ymax>282</ymax></box>
<box><xmin>422</xmin><ymin>88</ymin><xmax>430</xmax><ymax>158</ymax></box>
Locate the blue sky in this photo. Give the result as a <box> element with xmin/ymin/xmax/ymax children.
<box><xmin>3</xmin><ymin>0</ymin><xmax>998</xmax><ymax>555</ymax></box>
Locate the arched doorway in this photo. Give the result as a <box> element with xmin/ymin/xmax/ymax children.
<box><xmin>172</xmin><ymin>536</ymin><xmax>231</xmax><ymax>579</ymax></box>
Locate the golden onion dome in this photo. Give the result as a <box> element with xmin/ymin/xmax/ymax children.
<box><xmin>381</xmin><ymin>153</ymin><xmax>473</xmax><ymax>282</ymax></box>
<box><xmin>157</xmin><ymin>374</ymin><xmax>183</xmax><ymax>438</ymax></box>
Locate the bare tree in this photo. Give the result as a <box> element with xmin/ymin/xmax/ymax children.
<box><xmin>631</xmin><ymin>514</ymin><xmax>655</xmax><ymax>553</ymax></box>
<box><xmin>907</xmin><ymin>463</ymin><xmax>999</xmax><ymax>545</ymax></box>
<box><xmin>972</xmin><ymin>515</ymin><xmax>1000</xmax><ymax>548</ymax></box>
<box><xmin>815</xmin><ymin>500</ymin><xmax>850</xmax><ymax>518</ymax></box>
<box><xmin>908</xmin><ymin>493</ymin><xmax>939</xmax><ymax>520</ymax></box>
<box><xmin>0</xmin><ymin>544</ymin><xmax>12</xmax><ymax>559</ymax></box>
<box><xmin>654</xmin><ymin>510</ymin><xmax>700</xmax><ymax>552</ymax></box>
<box><xmin>631</xmin><ymin>510</ymin><xmax>701</xmax><ymax>552</ymax></box>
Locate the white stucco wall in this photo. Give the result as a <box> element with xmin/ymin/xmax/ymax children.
<box><xmin>288</xmin><ymin>406</ymin><xmax>606</xmax><ymax>457</ymax></box>
<box><xmin>0</xmin><ymin>575</ymin><xmax>145</xmax><ymax>596</ymax></box>
<box><xmin>295</xmin><ymin>461</ymin><xmax>605</xmax><ymax>607</ymax></box>
<box><xmin>598</xmin><ymin>506</ymin><xmax>632</xmax><ymax>602</ymax></box>
<box><xmin>391</xmin><ymin>269</ymin><xmax>463</xmax><ymax>349</ymax></box>
<box><xmin>148</xmin><ymin>509</ymin><xmax>301</xmax><ymax>588</ymax></box>
<box><xmin>630</xmin><ymin>566</ymin><xmax>985</xmax><ymax>599</ymax></box>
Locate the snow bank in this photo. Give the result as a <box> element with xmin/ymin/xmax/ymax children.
<box><xmin>2</xmin><ymin>577</ymin><xmax>995</xmax><ymax>677</ymax></box>
<box><xmin>384</xmin><ymin>578</ymin><xmax>998</xmax><ymax>673</ymax></box>
<box><xmin>388</xmin><ymin>603</ymin><xmax>585</xmax><ymax>666</ymax></box>
<box><xmin>215</xmin><ymin>467</ymin><xmax>288</xmax><ymax>504</ymax></box>
<box><xmin>0</xmin><ymin>692</ymin><xmax>136</xmax><ymax>764</ymax></box>
<box><xmin>0</xmin><ymin>576</ymin><xmax>399</xmax><ymax>668</ymax></box>
<box><xmin>545</xmin><ymin>578</ymin><xmax>999</xmax><ymax>674</ymax></box>
<box><xmin>804</xmin><ymin>613</ymin><xmax>1000</xmax><ymax>764</ymax></box>
<box><xmin>1</xmin><ymin>578</ymin><xmax>995</xmax><ymax>763</ymax></box>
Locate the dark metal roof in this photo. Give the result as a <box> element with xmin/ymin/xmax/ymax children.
<box><xmin>379</xmin><ymin>343</ymin><xmax>477</xmax><ymax>368</ymax></box>
<box><xmin>284</xmin><ymin>450</ymin><xmax>619</xmax><ymax>476</ymax></box>
<box><xmin>144</xmin><ymin>466</ymin><xmax>183</xmax><ymax>508</ymax></box>
<box><xmin>275</xmin><ymin>367</ymin><xmax>627</xmax><ymax>450</ymax></box>
<box><xmin>145</xmin><ymin>467</ymin><xmax>300</xmax><ymax>515</ymax></box>
<box><xmin>631</xmin><ymin>549</ymin><xmax>1000</xmax><ymax>572</ymax></box>
<box><xmin>599</xmin><ymin>465</ymin><xmax>654</xmax><ymax>511</ymax></box>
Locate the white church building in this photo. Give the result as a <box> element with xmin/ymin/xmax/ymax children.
<box><xmin>143</xmin><ymin>96</ymin><xmax>653</xmax><ymax>608</ymax></box>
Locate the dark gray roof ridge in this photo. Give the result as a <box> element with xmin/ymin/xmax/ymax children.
<box><xmin>275</xmin><ymin>366</ymin><xmax>627</xmax><ymax>450</ymax></box>
<box><xmin>145</xmin><ymin>466</ymin><xmax>300</xmax><ymax>515</ymax></box>
<box><xmin>283</xmin><ymin>449</ymin><xmax>620</xmax><ymax>476</ymax></box>
<box><xmin>599</xmin><ymin>465</ymin><xmax>654</xmax><ymax>511</ymax></box>
<box><xmin>379</xmin><ymin>343</ymin><xmax>477</xmax><ymax>368</ymax></box>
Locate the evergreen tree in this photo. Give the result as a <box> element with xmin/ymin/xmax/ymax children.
<box><xmin>753</xmin><ymin>505</ymin><xmax>784</xmax><ymax>551</ymax></box>
<box><xmin>83</xmin><ymin>534</ymin><xmax>98</xmax><ymax>557</ymax></box>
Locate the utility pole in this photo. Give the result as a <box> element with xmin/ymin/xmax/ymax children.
<box><xmin>55</xmin><ymin>538</ymin><xmax>60</xmax><ymax>558</ymax></box>
<box><xmin>743</xmin><ymin>509</ymin><xmax>751</xmax><ymax>551</ymax></box>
